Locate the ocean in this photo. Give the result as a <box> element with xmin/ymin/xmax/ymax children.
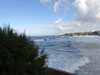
<box><xmin>29</xmin><ymin>36</ymin><xmax>100</xmax><ymax>75</ymax></box>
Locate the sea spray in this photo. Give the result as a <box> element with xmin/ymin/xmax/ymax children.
<box><xmin>48</xmin><ymin>54</ymin><xmax>90</xmax><ymax>73</ymax></box>
<box><xmin>30</xmin><ymin>36</ymin><xmax>94</xmax><ymax>74</ymax></box>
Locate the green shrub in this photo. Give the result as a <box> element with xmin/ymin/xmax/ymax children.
<box><xmin>0</xmin><ymin>26</ymin><xmax>47</xmax><ymax>75</ymax></box>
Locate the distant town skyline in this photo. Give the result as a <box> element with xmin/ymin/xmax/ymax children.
<box><xmin>0</xmin><ymin>0</ymin><xmax>100</xmax><ymax>36</ymax></box>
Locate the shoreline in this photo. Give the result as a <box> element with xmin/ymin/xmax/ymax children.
<box><xmin>47</xmin><ymin>68</ymin><xmax>74</xmax><ymax>75</ymax></box>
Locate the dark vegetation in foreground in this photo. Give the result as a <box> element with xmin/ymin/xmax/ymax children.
<box><xmin>0</xmin><ymin>26</ymin><xmax>47</xmax><ymax>75</ymax></box>
<box><xmin>0</xmin><ymin>26</ymin><xmax>74</xmax><ymax>75</ymax></box>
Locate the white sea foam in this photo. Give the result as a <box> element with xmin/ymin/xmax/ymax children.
<box><xmin>61</xmin><ymin>57</ymin><xmax>90</xmax><ymax>73</ymax></box>
<box><xmin>33</xmin><ymin>36</ymin><xmax>98</xmax><ymax>74</ymax></box>
<box><xmin>72</xmin><ymin>37</ymin><xmax>100</xmax><ymax>75</ymax></box>
<box><xmin>34</xmin><ymin>39</ymin><xmax>49</xmax><ymax>42</ymax></box>
<box><xmin>61</xmin><ymin>36</ymin><xmax>65</xmax><ymax>37</ymax></box>
<box><xmin>48</xmin><ymin>53</ymin><xmax>90</xmax><ymax>73</ymax></box>
<box><xmin>72</xmin><ymin>57</ymin><xmax>90</xmax><ymax>71</ymax></box>
<box><xmin>34</xmin><ymin>39</ymin><xmax>45</xmax><ymax>42</ymax></box>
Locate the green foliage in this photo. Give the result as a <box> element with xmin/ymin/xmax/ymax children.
<box><xmin>0</xmin><ymin>26</ymin><xmax>47</xmax><ymax>75</ymax></box>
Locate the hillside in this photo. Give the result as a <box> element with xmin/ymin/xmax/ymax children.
<box><xmin>64</xmin><ymin>31</ymin><xmax>100</xmax><ymax>36</ymax></box>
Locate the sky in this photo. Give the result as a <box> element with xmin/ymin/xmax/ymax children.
<box><xmin>0</xmin><ymin>0</ymin><xmax>100</xmax><ymax>36</ymax></box>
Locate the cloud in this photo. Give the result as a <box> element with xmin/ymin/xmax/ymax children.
<box><xmin>55</xmin><ymin>21</ymin><xmax>79</xmax><ymax>31</ymax></box>
<box><xmin>41</xmin><ymin>0</ymin><xmax>100</xmax><ymax>33</ymax></box>
<box><xmin>40</xmin><ymin>0</ymin><xmax>73</xmax><ymax>12</ymax></box>
<box><xmin>55</xmin><ymin>21</ymin><xmax>100</xmax><ymax>33</ymax></box>
<box><xmin>56</xmin><ymin>0</ymin><xmax>100</xmax><ymax>32</ymax></box>
<box><xmin>53</xmin><ymin>0</ymin><xmax>100</xmax><ymax>21</ymax></box>
<box><xmin>40</xmin><ymin>0</ymin><xmax>51</xmax><ymax>3</ymax></box>
<box><xmin>73</xmin><ymin>0</ymin><xmax>100</xmax><ymax>22</ymax></box>
<box><xmin>53</xmin><ymin>0</ymin><xmax>72</xmax><ymax>12</ymax></box>
<box><xmin>55</xmin><ymin>18</ymin><xmax>62</xmax><ymax>24</ymax></box>
<box><xmin>53</xmin><ymin>1</ymin><xmax>60</xmax><ymax>12</ymax></box>
<box><xmin>58</xmin><ymin>25</ymin><xmax>72</xmax><ymax>30</ymax></box>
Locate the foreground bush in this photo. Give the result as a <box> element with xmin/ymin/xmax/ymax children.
<box><xmin>0</xmin><ymin>26</ymin><xmax>47</xmax><ymax>75</ymax></box>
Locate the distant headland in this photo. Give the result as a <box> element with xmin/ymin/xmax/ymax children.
<box><xmin>63</xmin><ymin>31</ymin><xmax>100</xmax><ymax>36</ymax></box>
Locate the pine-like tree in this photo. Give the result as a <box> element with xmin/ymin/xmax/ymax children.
<box><xmin>0</xmin><ymin>26</ymin><xmax>47</xmax><ymax>75</ymax></box>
